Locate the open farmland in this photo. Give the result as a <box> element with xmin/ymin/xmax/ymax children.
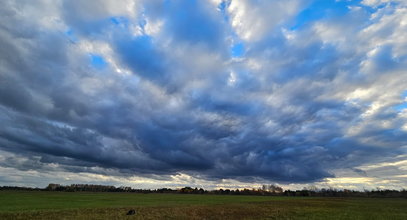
<box><xmin>0</xmin><ymin>191</ymin><xmax>406</xmax><ymax>219</ymax></box>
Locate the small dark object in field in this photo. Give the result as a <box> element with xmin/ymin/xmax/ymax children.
<box><xmin>126</xmin><ymin>209</ymin><xmax>136</xmax><ymax>215</ymax></box>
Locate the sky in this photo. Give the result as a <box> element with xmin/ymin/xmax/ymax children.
<box><xmin>0</xmin><ymin>0</ymin><xmax>406</xmax><ymax>190</ymax></box>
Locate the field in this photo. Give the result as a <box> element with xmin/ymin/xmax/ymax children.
<box><xmin>0</xmin><ymin>191</ymin><xmax>406</xmax><ymax>219</ymax></box>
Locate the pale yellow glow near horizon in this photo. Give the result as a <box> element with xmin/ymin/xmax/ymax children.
<box><xmin>325</xmin><ymin>177</ymin><xmax>375</xmax><ymax>184</ymax></box>
<box><xmin>357</xmin><ymin>159</ymin><xmax>407</xmax><ymax>170</ymax></box>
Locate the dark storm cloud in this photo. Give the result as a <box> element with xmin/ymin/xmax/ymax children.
<box><xmin>115</xmin><ymin>35</ymin><xmax>167</xmax><ymax>81</ymax></box>
<box><xmin>0</xmin><ymin>0</ymin><xmax>406</xmax><ymax>185</ymax></box>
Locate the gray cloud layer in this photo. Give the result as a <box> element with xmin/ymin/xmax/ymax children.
<box><xmin>0</xmin><ymin>0</ymin><xmax>406</xmax><ymax>185</ymax></box>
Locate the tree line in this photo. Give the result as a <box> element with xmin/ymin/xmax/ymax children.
<box><xmin>0</xmin><ymin>184</ymin><xmax>406</xmax><ymax>198</ymax></box>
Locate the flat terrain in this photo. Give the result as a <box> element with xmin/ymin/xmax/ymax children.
<box><xmin>0</xmin><ymin>191</ymin><xmax>406</xmax><ymax>219</ymax></box>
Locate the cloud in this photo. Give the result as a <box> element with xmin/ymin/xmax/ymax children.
<box><xmin>115</xmin><ymin>35</ymin><xmax>167</xmax><ymax>81</ymax></box>
<box><xmin>228</xmin><ymin>0</ymin><xmax>306</xmax><ymax>41</ymax></box>
<box><xmin>61</xmin><ymin>0</ymin><xmax>139</xmax><ymax>35</ymax></box>
<box><xmin>0</xmin><ymin>0</ymin><xmax>406</xmax><ymax>188</ymax></box>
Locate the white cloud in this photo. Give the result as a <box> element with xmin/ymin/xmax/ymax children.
<box><xmin>361</xmin><ymin>0</ymin><xmax>405</xmax><ymax>7</ymax></box>
<box><xmin>228</xmin><ymin>0</ymin><xmax>303</xmax><ymax>41</ymax></box>
<box><xmin>63</xmin><ymin>0</ymin><xmax>139</xmax><ymax>21</ymax></box>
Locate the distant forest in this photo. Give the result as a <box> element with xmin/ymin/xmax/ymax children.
<box><xmin>1</xmin><ymin>184</ymin><xmax>406</xmax><ymax>198</ymax></box>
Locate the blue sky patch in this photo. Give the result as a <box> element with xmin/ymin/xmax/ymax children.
<box><xmin>231</xmin><ymin>42</ymin><xmax>245</xmax><ymax>57</ymax></box>
<box><xmin>290</xmin><ymin>0</ymin><xmax>359</xmax><ymax>30</ymax></box>
<box><xmin>64</xmin><ymin>29</ymin><xmax>78</xmax><ymax>43</ymax></box>
<box><xmin>394</xmin><ymin>91</ymin><xmax>407</xmax><ymax>111</ymax></box>
<box><xmin>218</xmin><ymin>0</ymin><xmax>231</xmax><ymax>21</ymax></box>
<box><xmin>395</xmin><ymin>103</ymin><xmax>407</xmax><ymax>111</ymax></box>
<box><xmin>90</xmin><ymin>54</ymin><xmax>108</xmax><ymax>69</ymax></box>
<box><xmin>110</xmin><ymin>16</ymin><xmax>130</xmax><ymax>30</ymax></box>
